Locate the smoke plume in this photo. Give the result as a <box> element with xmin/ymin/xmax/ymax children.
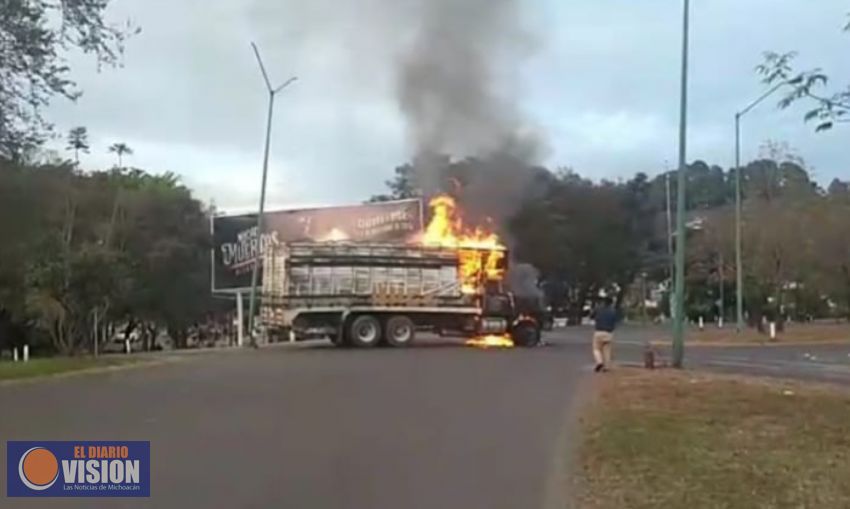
<box><xmin>393</xmin><ymin>0</ymin><xmax>543</xmax><ymax>194</ymax></box>
<box><xmin>250</xmin><ymin>0</ymin><xmax>545</xmax><ymax>199</ymax></box>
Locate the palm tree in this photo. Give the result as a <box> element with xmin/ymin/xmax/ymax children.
<box><xmin>66</xmin><ymin>127</ymin><xmax>90</xmax><ymax>164</ymax></box>
<box><xmin>108</xmin><ymin>142</ymin><xmax>133</xmax><ymax>168</ymax></box>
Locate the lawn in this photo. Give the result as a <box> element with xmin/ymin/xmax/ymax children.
<box><xmin>577</xmin><ymin>369</ymin><xmax>850</xmax><ymax>509</ymax></box>
<box><xmin>655</xmin><ymin>321</ymin><xmax>850</xmax><ymax>345</ymax></box>
<box><xmin>0</xmin><ymin>356</ymin><xmax>142</xmax><ymax>381</ymax></box>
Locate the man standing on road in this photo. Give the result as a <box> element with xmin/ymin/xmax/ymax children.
<box><xmin>592</xmin><ymin>297</ymin><xmax>618</xmax><ymax>372</ymax></box>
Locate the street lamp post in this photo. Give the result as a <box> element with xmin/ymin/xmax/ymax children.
<box><xmin>733</xmin><ymin>81</ymin><xmax>786</xmax><ymax>333</ymax></box>
<box><xmin>672</xmin><ymin>0</ymin><xmax>691</xmax><ymax>369</ymax></box>
<box><xmin>246</xmin><ymin>42</ymin><xmax>297</xmax><ymax>346</ymax></box>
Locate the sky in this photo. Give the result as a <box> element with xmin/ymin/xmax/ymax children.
<box><xmin>45</xmin><ymin>0</ymin><xmax>849</xmax><ymax>213</ymax></box>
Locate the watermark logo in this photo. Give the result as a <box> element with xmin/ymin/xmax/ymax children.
<box><xmin>18</xmin><ymin>447</ymin><xmax>59</xmax><ymax>491</ymax></box>
<box><xmin>7</xmin><ymin>441</ymin><xmax>150</xmax><ymax>497</ymax></box>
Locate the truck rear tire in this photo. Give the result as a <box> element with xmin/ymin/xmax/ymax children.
<box><xmin>348</xmin><ymin>315</ymin><xmax>382</xmax><ymax>348</ymax></box>
<box><xmin>384</xmin><ymin>316</ymin><xmax>415</xmax><ymax>347</ymax></box>
<box><xmin>511</xmin><ymin>322</ymin><xmax>540</xmax><ymax>348</ymax></box>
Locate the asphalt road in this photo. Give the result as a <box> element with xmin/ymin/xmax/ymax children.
<box><xmin>3</xmin><ymin>326</ymin><xmax>848</xmax><ymax>509</ymax></box>
<box><xmin>557</xmin><ymin>324</ymin><xmax>850</xmax><ymax>385</ymax></box>
<box><xmin>1</xmin><ymin>337</ymin><xmax>589</xmax><ymax>509</ymax></box>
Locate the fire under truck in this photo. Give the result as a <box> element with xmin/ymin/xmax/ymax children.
<box><xmin>259</xmin><ymin>241</ymin><xmax>542</xmax><ymax>348</ymax></box>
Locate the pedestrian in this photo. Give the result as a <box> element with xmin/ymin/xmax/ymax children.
<box><xmin>592</xmin><ymin>297</ymin><xmax>619</xmax><ymax>372</ymax></box>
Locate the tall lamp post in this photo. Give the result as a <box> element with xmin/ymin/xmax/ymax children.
<box><xmin>733</xmin><ymin>81</ymin><xmax>786</xmax><ymax>333</ymax></box>
<box><xmin>671</xmin><ymin>0</ymin><xmax>691</xmax><ymax>369</ymax></box>
<box><xmin>247</xmin><ymin>42</ymin><xmax>297</xmax><ymax>346</ymax></box>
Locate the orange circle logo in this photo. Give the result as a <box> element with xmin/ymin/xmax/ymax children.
<box><xmin>18</xmin><ymin>447</ymin><xmax>59</xmax><ymax>491</ymax></box>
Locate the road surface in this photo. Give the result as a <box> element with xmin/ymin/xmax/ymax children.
<box><xmin>581</xmin><ymin>324</ymin><xmax>850</xmax><ymax>385</ymax></box>
<box><xmin>3</xmin><ymin>326</ymin><xmax>847</xmax><ymax>508</ymax></box>
<box><xmin>1</xmin><ymin>337</ymin><xmax>588</xmax><ymax>509</ymax></box>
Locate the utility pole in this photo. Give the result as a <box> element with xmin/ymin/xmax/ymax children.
<box><xmin>665</xmin><ymin>166</ymin><xmax>674</xmax><ymax>320</ymax></box>
<box><xmin>718</xmin><ymin>251</ymin><xmax>725</xmax><ymax>328</ymax></box>
<box><xmin>734</xmin><ymin>80</ymin><xmax>787</xmax><ymax>333</ymax></box>
<box><xmin>672</xmin><ymin>0</ymin><xmax>690</xmax><ymax>369</ymax></box>
<box><xmin>246</xmin><ymin>42</ymin><xmax>297</xmax><ymax>346</ymax></box>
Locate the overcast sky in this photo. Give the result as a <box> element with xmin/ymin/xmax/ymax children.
<box><xmin>45</xmin><ymin>0</ymin><xmax>849</xmax><ymax>213</ymax></box>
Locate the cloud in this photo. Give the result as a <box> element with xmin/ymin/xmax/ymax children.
<box><xmin>42</xmin><ymin>0</ymin><xmax>850</xmax><ymax>209</ymax></box>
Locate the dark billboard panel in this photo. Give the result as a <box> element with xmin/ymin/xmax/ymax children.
<box><xmin>212</xmin><ymin>199</ymin><xmax>423</xmax><ymax>291</ymax></box>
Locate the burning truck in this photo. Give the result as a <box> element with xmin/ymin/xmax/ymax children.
<box><xmin>259</xmin><ymin>195</ymin><xmax>542</xmax><ymax>348</ymax></box>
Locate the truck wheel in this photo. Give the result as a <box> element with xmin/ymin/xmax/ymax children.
<box><xmin>384</xmin><ymin>316</ymin><xmax>415</xmax><ymax>347</ymax></box>
<box><xmin>511</xmin><ymin>322</ymin><xmax>540</xmax><ymax>348</ymax></box>
<box><xmin>348</xmin><ymin>315</ymin><xmax>381</xmax><ymax>348</ymax></box>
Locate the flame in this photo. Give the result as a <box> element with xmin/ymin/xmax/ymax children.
<box><xmin>318</xmin><ymin>228</ymin><xmax>349</xmax><ymax>242</ymax></box>
<box><xmin>422</xmin><ymin>195</ymin><xmax>502</xmax><ymax>249</ymax></box>
<box><xmin>421</xmin><ymin>194</ymin><xmax>506</xmax><ymax>294</ymax></box>
<box><xmin>465</xmin><ymin>335</ymin><xmax>515</xmax><ymax>349</ymax></box>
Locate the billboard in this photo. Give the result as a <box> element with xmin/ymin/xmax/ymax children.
<box><xmin>212</xmin><ymin>199</ymin><xmax>423</xmax><ymax>292</ymax></box>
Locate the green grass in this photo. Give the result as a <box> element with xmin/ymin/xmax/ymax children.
<box><xmin>578</xmin><ymin>370</ymin><xmax>850</xmax><ymax>509</ymax></box>
<box><xmin>0</xmin><ymin>356</ymin><xmax>141</xmax><ymax>381</ymax></box>
<box><xmin>654</xmin><ymin>322</ymin><xmax>850</xmax><ymax>346</ymax></box>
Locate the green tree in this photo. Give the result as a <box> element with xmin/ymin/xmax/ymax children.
<box><xmin>510</xmin><ymin>172</ymin><xmax>644</xmax><ymax>323</ymax></box>
<box><xmin>0</xmin><ymin>158</ymin><xmax>215</xmax><ymax>354</ymax></box>
<box><xmin>116</xmin><ymin>171</ymin><xmax>213</xmax><ymax>348</ymax></box>
<box><xmin>66</xmin><ymin>126</ymin><xmax>90</xmax><ymax>164</ymax></box>
<box><xmin>370</xmin><ymin>163</ymin><xmax>418</xmax><ymax>202</ymax></box>
<box><xmin>758</xmin><ymin>21</ymin><xmax>850</xmax><ymax>132</ymax></box>
<box><xmin>108</xmin><ymin>142</ymin><xmax>133</xmax><ymax>168</ymax></box>
<box><xmin>0</xmin><ymin>1</ymin><xmax>139</xmax><ymax>159</ymax></box>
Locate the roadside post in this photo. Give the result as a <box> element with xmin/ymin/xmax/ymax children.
<box><xmin>13</xmin><ymin>347</ymin><xmax>19</xmax><ymax>362</ymax></box>
<box><xmin>236</xmin><ymin>290</ymin><xmax>245</xmax><ymax>347</ymax></box>
<box><xmin>22</xmin><ymin>345</ymin><xmax>29</xmax><ymax>362</ymax></box>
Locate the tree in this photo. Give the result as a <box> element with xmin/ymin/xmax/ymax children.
<box><xmin>0</xmin><ymin>158</ymin><xmax>216</xmax><ymax>354</ymax></box>
<box><xmin>0</xmin><ymin>1</ymin><xmax>139</xmax><ymax>159</ymax></box>
<box><xmin>370</xmin><ymin>163</ymin><xmax>418</xmax><ymax>202</ymax></box>
<box><xmin>758</xmin><ymin>23</ymin><xmax>850</xmax><ymax>132</ymax></box>
<box><xmin>108</xmin><ymin>142</ymin><xmax>133</xmax><ymax>168</ymax></box>
<box><xmin>366</xmin><ymin>152</ymin><xmax>848</xmax><ymax>328</ymax></box>
<box><xmin>687</xmin><ymin>208</ymin><xmax>736</xmax><ymax>321</ymax></box>
<box><xmin>807</xmin><ymin>193</ymin><xmax>850</xmax><ymax>320</ymax></box>
<box><xmin>828</xmin><ymin>178</ymin><xmax>850</xmax><ymax>196</ymax></box>
<box><xmin>510</xmin><ymin>173</ymin><xmax>644</xmax><ymax>323</ymax></box>
<box><xmin>66</xmin><ymin>127</ymin><xmax>90</xmax><ymax>164</ymax></box>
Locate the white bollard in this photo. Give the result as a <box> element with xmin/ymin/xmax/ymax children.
<box><xmin>698</xmin><ymin>316</ymin><xmax>704</xmax><ymax>331</ymax></box>
<box><xmin>718</xmin><ymin>316</ymin><xmax>724</xmax><ymax>328</ymax></box>
<box><xmin>288</xmin><ymin>329</ymin><xmax>296</xmax><ymax>343</ymax></box>
<box><xmin>124</xmin><ymin>339</ymin><xmax>131</xmax><ymax>354</ymax></box>
<box><xmin>236</xmin><ymin>291</ymin><xmax>244</xmax><ymax>348</ymax></box>
<box><xmin>769</xmin><ymin>321</ymin><xmax>777</xmax><ymax>340</ymax></box>
<box><xmin>13</xmin><ymin>347</ymin><xmax>19</xmax><ymax>362</ymax></box>
<box><xmin>22</xmin><ymin>344</ymin><xmax>29</xmax><ymax>362</ymax></box>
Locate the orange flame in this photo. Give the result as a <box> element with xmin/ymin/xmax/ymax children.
<box><xmin>420</xmin><ymin>194</ymin><xmax>506</xmax><ymax>294</ymax></box>
<box><xmin>465</xmin><ymin>335</ymin><xmax>515</xmax><ymax>349</ymax></box>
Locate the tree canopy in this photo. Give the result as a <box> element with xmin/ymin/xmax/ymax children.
<box><xmin>0</xmin><ymin>159</ymin><xmax>214</xmax><ymax>354</ymax></box>
<box><xmin>0</xmin><ymin>0</ymin><xmax>138</xmax><ymax>159</ymax></box>
<box><xmin>372</xmin><ymin>151</ymin><xmax>850</xmax><ymax>325</ymax></box>
<box><xmin>757</xmin><ymin>17</ymin><xmax>850</xmax><ymax>132</ymax></box>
